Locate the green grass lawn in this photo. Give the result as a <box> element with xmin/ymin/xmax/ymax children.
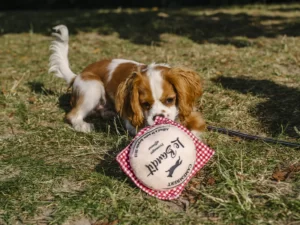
<box><xmin>1</xmin><ymin>4</ymin><xmax>300</xmax><ymax>224</ymax></box>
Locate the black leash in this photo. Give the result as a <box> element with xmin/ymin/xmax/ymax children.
<box><xmin>207</xmin><ymin>125</ymin><xmax>300</xmax><ymax>148</ymax></box>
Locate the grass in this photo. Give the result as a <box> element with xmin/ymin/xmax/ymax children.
<box><xmin>1</xmin><ymin>3</ymin><xmax>300</xmax><ymax>224</ymax></box>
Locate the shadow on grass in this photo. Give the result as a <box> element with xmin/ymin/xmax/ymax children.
<box><xmin>212</xmin><ymin>76</ymin><xmax>300</xmax><ymax>138</ymax></box>
<box><xmin>27</xmin><ymin>81</ymin><xmax>55</xmax><ymax>95</ymax></box>
<box><xmin>1</xmin><ymin>8</ymin><xmax>300</xmax><ymax>47</ymax></box>
<box><xmin>94</xmin><ymin>126</ymin><xmax>132</xmax><ymax>184</ymax></box>
<box><xmin>58</xmin><ymin>93</ymin><xmax>72</xmax><ymax>113</ymax></box>
<box><xmin>94</xmin><ymin>146</ymin><xmax>133</xmax><ymax>184</ymax></box>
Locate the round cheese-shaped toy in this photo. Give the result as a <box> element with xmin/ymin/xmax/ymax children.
<box><xmin>129</xmin><ymin>124</ymin><xmax>196</xmax><ymax>191</ymax></box>
<box><xmin>116</xmin><ymin>117</ymin><xmax>215</xmax><ymax>200</ymax></box>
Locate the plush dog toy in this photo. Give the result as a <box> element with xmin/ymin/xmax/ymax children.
<box><xmin>117</xmin><ymin>117</ymin><xmax>215</xmax><ymax>200</ymax></box>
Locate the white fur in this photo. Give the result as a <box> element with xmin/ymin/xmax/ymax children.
<box><xmin>49</xmin><ymin>25</ymin><xmax>76</xmax><ymax>85</ymax></box>
<box><xmin>148</xmin><ymin>67</ymin><xmax>163</xmax><ymax>99</ymax></box>
<box><xmin>145</xmin><ymin>65</ymin><xmax>177</xmax><ymax>126</ymax></box>
<box><xmin>148</xmin><ymin>62</ymin><xmax>170</xmax><ymax>69</ymax></box>
<box><xmin>107</xmin><ymin>59</ymin><xmax>139</xmax><ymax>82</ymax></box>
<box><xmin>69</xmin><ymin>76</ymin><xmax>106</xmax><ymax>132</ymax></box>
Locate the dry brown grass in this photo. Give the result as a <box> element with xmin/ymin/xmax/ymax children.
<box><xmin>0</xmin><ymin>4</ymin><xmax>300</xmax><ymax>224</ymax></box>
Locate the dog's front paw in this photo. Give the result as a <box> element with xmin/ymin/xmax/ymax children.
<box><xmin>73</xmin><ymin>122</ymin><xmax>94</xmax><ymax>133</ymax></box>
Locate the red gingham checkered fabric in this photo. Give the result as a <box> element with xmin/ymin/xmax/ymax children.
<box><xmin>116</xmin><ymin>117</ymin><xmax>215</xmax><ymax>200</ymax></box>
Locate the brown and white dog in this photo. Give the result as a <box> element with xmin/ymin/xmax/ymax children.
<box><xmin>49</xmin><ymin>25</ymin><xmax>206</xmax><ymax>136</ymax></box>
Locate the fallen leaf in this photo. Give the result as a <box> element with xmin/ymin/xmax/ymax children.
<box><xmin>1</xmin><ymin>87</ymin><xmax>7</xmax><ymax>95</ymax></box>
<box><xmin>28</xmin><ymin>96</ymin><xmax>36</xmax><ymax>104</ymax></box>
<box><xmin>237</xmin><ymin>173</ymin><xmax>246</xmax><ymax>180</ymax></box>
<box><xmin>272</xmin><ymin>162</ymin><xmax>300</xmax><ymax>182</ymax></box>
<box><xmin>187</xmin><ymin>195</ymin><xmax>196</xmax><ymax>204</ymax></box>
<box><xmin>272</xmin><ymin>170</ymin><xmax>289</xmax><ymax>182</ymax></box>
<box><xmin>207</xmin><ymin>177</ymin><xmax>216</xmax><ymax>186</ymax></box>
<box><xmin>233</xmin><ymin>136</ymin><xmax>242</xmax><ymax>142</ymax></box>
<box><xmin>289</xmin><ymin>163</ymin><xmax>300</xmax><ymax>172</ymax></box>
<box><xmin>8</xmin><ymin>112</ymin><xmax>14</xmax><ymax>118</ymax></box>
<box><xmin>110</xmin><ymin>220</ymin><xmax>119</xmax><ymax>225</ymax></box>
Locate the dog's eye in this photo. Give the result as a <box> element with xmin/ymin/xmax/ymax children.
<box><xmin>142</xmin><ymin>102</ymin><xmax>151</xmax><ymax>110</ymax></box>
<box><xmin>165</xmin><ymin>97</ymin><xmax>175</xmax><ymax>104</ymax></box>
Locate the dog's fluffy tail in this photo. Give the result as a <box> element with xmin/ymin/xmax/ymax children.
<box><xmin>49</xmin><ymin>25</ymin><xmax>76</xmax><ymax>85</ymax></box>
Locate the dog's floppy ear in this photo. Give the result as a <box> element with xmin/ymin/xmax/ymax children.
<box><xmin>115</xmin><ymin>72</ymin><xmax>144</xmax><ymax>128</ymax></box>
<box><xmin>165</xmin><ymin>67</ymin><xmax>203</xmax><ymax>122</ymax></box>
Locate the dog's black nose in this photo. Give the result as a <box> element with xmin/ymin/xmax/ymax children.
<box><xmin>153</xmin><ymin>114</ymin><xmax>165</xmax><ymax>121</ymax></box>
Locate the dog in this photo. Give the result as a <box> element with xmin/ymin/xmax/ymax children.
<box><xmin>49</xmin><ymin>25</ymin><xmax>206</xmax><ymax>136</ymax></box>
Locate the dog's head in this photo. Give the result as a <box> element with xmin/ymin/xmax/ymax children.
<box><xmin>115</xmin><ymin>64</ymin><xmax>203</xmax><ymax>129</ymax></box>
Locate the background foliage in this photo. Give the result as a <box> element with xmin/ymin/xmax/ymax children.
<box><xmin>1</xmin><ymin>0</ymin><xmax>298</xmax><ymax>10</ymax></box>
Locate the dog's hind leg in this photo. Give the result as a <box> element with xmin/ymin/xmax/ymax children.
<box><xmin>66</xmin><ymin>76</ymin><xmax>105</xmax><ymax>133</ymax></box>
